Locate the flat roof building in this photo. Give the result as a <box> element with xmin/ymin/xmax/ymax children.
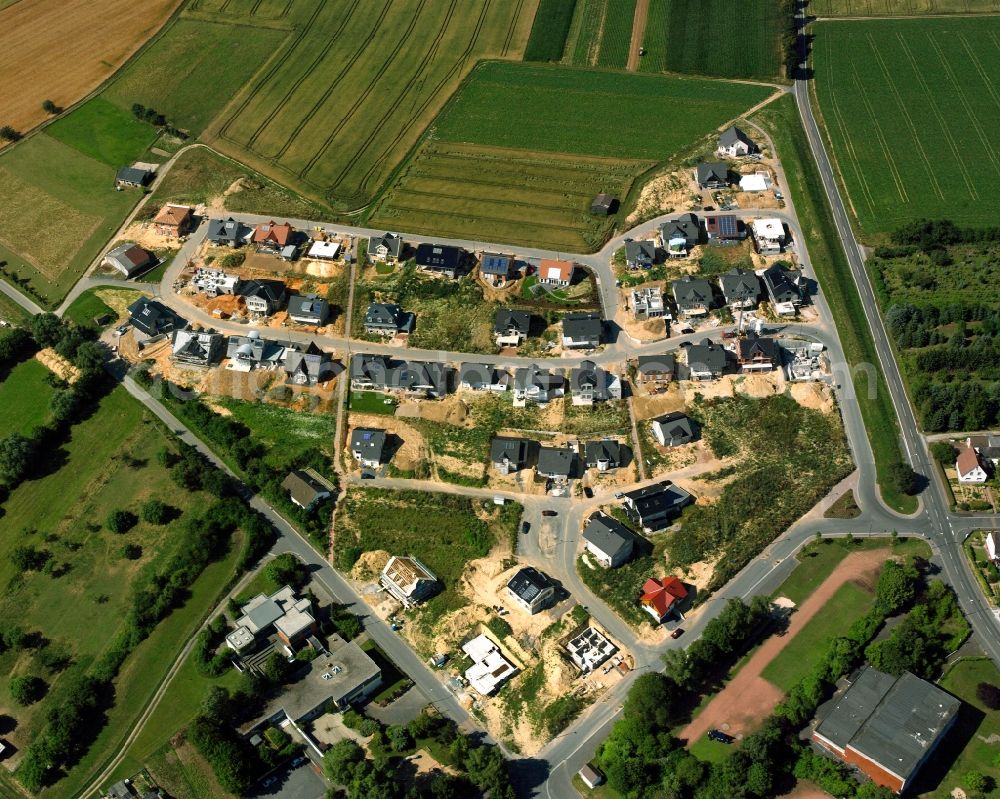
<box><xmin>463</xmin><ymin>634</ymin><xmax>517</xmax><ymax>695</ymax></box>
<box><xmin>227</xmin><ymin>585</ymin><xmax>317</xmax><ymax>651</ymax></box>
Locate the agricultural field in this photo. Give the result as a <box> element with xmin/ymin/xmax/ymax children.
<box><xmin>562</xmin><ymin>0</ymin><xmax>639</xmax><ymax>67</ymax></box>
<box><xmin>813</xmin><ymin>17</ymin><xmax>1000</xmax><ymax>237</ymax></box>
<box><xmin>212</xmin><ymin>0</ymin><xmax>538</xmax><ymax>210</ymax></box>
<box><xmin>524</xmin><ymin>0</ymin><xmax>579</xmax><ymax>61</ymax></box>
<box><xmin>0</xmin><ymin>0</ymin><xmax>180</xmax><ymax>137</ymax></box>
<box><xmin>0</xmin><ymin>359</ymin><xmax>55</xmax><ymax>437</ymax></box>
<box><xmin>639</xmin><ymin>0</ymin><xmax>786</xmax><ymax>79</ymax></box>
<box><xmin>811</xmin><ymin>0</ymin><xmax>1000</xmax><ymax>14</ymax></box>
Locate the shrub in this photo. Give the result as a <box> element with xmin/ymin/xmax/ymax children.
<box><xmin>106</xmin><ymin>509</ymin><xmax>137</xmax><ymax>534</ymax></box>
<box><xmin>120</xmin><ymin>544</ymin><xmax>142</xmax><ymax>560</ymax></box>
<box><xmin>10</xmin><ymin>674</ymin><xmax>47</xmax><ymax>705</ymax></box>
<box><xmin>977</xmin><ymin>682</ymin><xmax>1000</xmax><ymax>710</ymax></box>
<box><xmin>141</xmin><ymin>499</ymin><xmax>170</xmax><ymax>525</ymax></box>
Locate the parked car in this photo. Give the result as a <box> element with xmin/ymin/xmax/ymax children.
<box><xmin>671</xmin><ymin>628</ymin><xmax>685</xmax><ymax>639</ymax></box>
<box><xmin>774</xmin><ymin>190</ymin><xmax>784</xmax><ymax>200</ymax></box>
<box><xmin>290</xmin><ymin>756</ymin><xmax>306</xmax><ymax>767</ymax></box>
<box><xmin>708</xmin><ymin>729</ymin><xmax>734</xmax><ymax>744</ymax></box>
<box><xmin>361</xmin><ymin>471</ymin><xmax>376</xmax><ymax>480</ymax></box>
<box><xmin>542</xmin><ymin>510</ymin><xmax>558</xmax><ymax>517</ymax></box>
<box><xmin>584</xmin><ymin>487</ymin><xmax>594</xmax><ymax>498</ymax></box>
<box><xmin>520</xmin><ymin>521</ymin><xmax>530</xmax><ymax>535</ymax></box>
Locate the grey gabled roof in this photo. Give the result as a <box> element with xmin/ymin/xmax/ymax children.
<box><xmin>514</xmin><ymin>365</ymin><xmax>563</xmax><ymax>392</ymax></box>
<box><xmin>494</xmin><ymin>308</ymin><xmax>531</xmax><ymax>335</ymax></box>
<box><xmin>368</xmin><ymin>232</ymin><xmax>402</xmax><ymax>257</ymax></box>
<box><xmin>653</xmin><ymin>411</ymin><xmax>694</xmax><ymax>441</ymax></box>
<box><xmin>637</xmin><ymin>354</ymin><xmax>675</xmax><ymax>374</ymax></box>
<box><xmin>288</xmin><ymin>294</ymin><xmax>329</xmax><ymax>320</ymax></box>
<box><xmin>672</xmin><ymin>276</ymin><xmax>713</xmax><ymax>306</ymax></box>
<box><xmin>365</xmin><ymin>303</ymin><xmax>405</xmax><ymax>327</ymax></box>
<box><xmin>720</xmin><ymin>126</ymin><xmax>754</xmax><ymax>149</ymax></box>
<box><xmin>239</xmin><ymin>279</ymin><xmax>286</xmax><ymax>303</ymax></box>
<box><xmin>562</xmin><ymin>313</ymin><xmax>602</xmax><ymax>343</ymax></box>
<box><xmin>696</xmin><ymin>162</ymin><xmax>730</xmax><ymax>184</ymax></box>
<box><xmin>659</xmin><ymin>213</ymin><xmax>700</xmax><ymax>246</ymax></box>
<box><xmin>738</xmin><ymin>335</ymin><xmax>778</xmax><ymax>361</ymax></box>
<box><xmin>624</xmin><ymin>239</ymin><xmax>656</xmax><ymax>263</ymax></box>
<box><xmin>128</xmin><ymin>297</ymin><xmax>183</xmax><ymax>336</ymax></box>
<box><xmin>206</xmin><ymin>217</ymin><xmax>246</xmax><ymax>243</ymax></box>
<box><xmin>718</xmin><ymin>267</ymin><xmax>761</xmax><ymax>303</ymax></box>
<box><xmin>459</xmin><ymin>362</ymin><xmax>504</xmax><ymax>386</ymax></box>
<box><xmin>507</xmin><ymin>567</ymin><xmax>553</xmax><ymax>603</ymax></box>
<box><xmin>351</xmin><ymin>427</ymin><xmax>386</xmax><ymax>460</ymax></box>
<box><xmin>281</xmin><ymin>469</ymin><xmax>334</xmax><ymax>506</ymax></box>
<box><xmin>116</xmin><ymin>166</ymin><xmax>151</xmax><ymax>185</ymax></box>
<box><xmin>583</xmin><ymin>513</ymin><xmax>633</xmax><ymax>559</ymax></box>
<box><xmin>762</xmin><ymin>264</ymin><xmax>803</xmax><ymax>303</ymax></box>
<box><xmin>490</xmin><ymin>436</ymin><xmax>530</xmax><ymax>465</ymax></box>
<box><xmin>481</xmin><ymin>252</ymin><xmax>511</xmax><ymax>275</ymax></box>
<box><xmin>537</xmin><ymin>445</ymin><xmax>576</xmax><ymax>477</ymax></box>
<box><xmin>584</xmin><ymin>439</ymin><xmax>624</xmax><ymax>467</ymax></box>
<box><xmin>687</xmin><ymin>341</ymin><xmax>727</xmax><ymax>373</ymax></box>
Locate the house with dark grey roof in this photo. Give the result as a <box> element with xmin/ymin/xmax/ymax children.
<box><xmin>238</xmin><ymin>279</ymin><xmax>286</xmax><ymax>317</ymax></box>
<box><xmin>506</xmin><ymin>567</ymin><xmax>555</xmax><ymax>615</ymax></box>
<box><xmin>583</xmin><ymin>513</ymin><xmax>634</xmax><ymax>567</ymax></box>
<box><xmin>226</xmin><ymin>331</ymin><xmax>284</xmax><ymax>370</ymax></box>
<box><xmin>651</xmin><ymin>412</ymin><xmax>695</xmax><ymax>447</ymax></box>
<box><xmin>812</xmin><ymin>666</ymin><xmax>960</xmax><ymax>794</ymax></box>
<box><xmin>719</xmin><ymin>267</ymin><xmax>761</xmax><ymax>309</ymax></box>
<box><xmin>128</xmin><ymin>297</ymin><xmax>183</xmax><ymax>337</ymax></box>
<box><xmin>368</xmin><ymin>232</ymin><xmax>403</xmax><ymax>263</ymax></box>
<box><xmin>350</xmin><ymin>355</ymin><xmax>448</xmax><ymax>398</ymax></box>
<box><xmin>415</xmin><ymin>243</ymin><xmax>463</xmax><ymax>277</ymax></box>
<box><xmin>171</xmin><ymin>328</ymin><xmax>224</xmax><ymax>367</ymax></box>
<box><xmin>458</xmin><ymin>363</ymin><xmax>508</xmax><ymax>392</ymax></box>
<box><xmin>351</xmin><ymin>427</ymin><xmax>387</xmax><ymax>469</ymax></box>
<box><xmin>686</xmin><ymin>340</ymin><xmax>727</xmax><ymax>380</ymax></box>
<box><xmin>591</xmin><ymin>193</ymin><xmax>615</xmax><ymax>215</ymax></box>
<box><xmin>561</xmin><ymin>313</ymin><xmax>603</xmax><ymax>349</ymax></box>
<box><xmin>490</xmin><ymin>437</ymin><xmax>532</xmax><ymax>475</ymax></box>
<box><xmin>206</xmin><ymin>217</ymin><xmax>249</xmax><ymax>247</ymax></box>
<box><xmin>718</xmin><ymin>126</ymin><xmax>757</xmax><ymax>157</ymax></box>
<box><xmin>636</xmin><ymin>354</ymin><xmax>675</xmax><ymax>387</ymax></box>
<box><xmin>762</xmin><ymin>263</ymin><xmax>805</xmax><ymax>316</ymax></box>
<box><xmin>737</xmin><ymin>335</ymin><xmax>779</xmax><ymax>371</ymax></box>
<box><xmin>513</xmin><ymin>365</ymin><xmax>564</xmax><ymax>406</ymax></box>
<box><xmin>536</xmin><ymin>444</ymin><xmax>577</xmax><ymax>481</ymax></box>
<box><xmin>287</xmin><ymin>294</ymin><xmax>329</xmax><ymax>326</ymax></box>
<box><xmin>620</xmin><ymin>481</ymin><xmax>693</xmax><ymax>532</ymax></box>
<box><xmin>364</xmin><ymin>303</ymin><xmax>414</xmax><ymax>335</ymax></box>
<box><xmin>695</xmin><ymin>162</ymin><xmax>731</xmax><ymax>189</ymax></box>
<box><xmin>284</xmin><ymin>341</ymin><xmax>335</xmax><ymax>386</ymax></box>
<box><xmin>494</xmin><ymin>308</ymin><xmax>531</xmax><ymax>347</ymax></box>
<box><xmin>281</xmin><ymin>468</ymin><xmax>335</xmax><ymax>510</ymax></box>
<box><xmin>658</xmin><ymin>214</ymin><xmax>701</xmax><ymax>258</ymax></box>
<box><xmin>671</xmin><ymin>275</ymin><xmax>713</xmax><ymax>317</ymax></box>
<box><xmin>569</xmin><ymin>360</ymin><xmax>621</xmax><ymax>405</ymax></box>
<box><xmin>624</xmin><ymin>239</ymin><xmax>656</xmax><ymax>270</ymax></box>
<box><xmin>115</xmin><ymin>166</ymin><xmax>153</xmax><ymax>189</ymax></box>
<box><xmin>584</xmin><ymin>439</ymin><xmax>627</xmax><ymax>472</ymax></box>
<box><xmin>480</xmin><ymin>252</ymin><xmax>513</xmax><ymax>284</ymax></box>
<box><xmin>103</xmin><ymin>243</ymin><xmax>155</xmax><ymax>278</ymax></box>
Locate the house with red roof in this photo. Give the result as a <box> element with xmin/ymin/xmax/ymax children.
<box><xmin>253</xmin><ymin>220</ymin><xmax>296</xmax><ymax>256</ymax></box>
<box><xmin>956</xmin><ymin>443</ymin><xmax>988</xmax><ymax>484</ymax></box>
<box><xmin>640</xmin><ymin>576</ymin><xmax>688</xmax><ymax>623</ymax></box>
<box><xmin>537</xmin><ymin>258</ymin><xmax>576</xmax><ymax>287</ymax></box>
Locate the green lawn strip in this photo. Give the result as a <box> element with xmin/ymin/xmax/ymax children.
<box><xmin>348</xmin><ymin>391</ymin><xmax>398</xmax><ymax>416</ymax></box>
<box><xmin>523</xmin><ymin>0</ymin><xmax>580</xmax><ymax>61</ymax></box>
<box><xmin>45</xmin><ymin>97</ymin><xmax>158</xmax><ymax>167</ymax></box>
<box><xmin>0</xmin><ymin>359</ymin><xmax>54</xmax><ymax>436</ymax></box>
<box><xmin>688</xmin><ymin>734</ymin><xmax>732</xmax><ymax>764</ymax></box>
<box><xmin>595</xmin><ymin>0</ymin><xmax>637</xmax><ymax>69</ymax></box>
<box><xmin>359</xmin><ymin>641</ymin><xmax>411</xmax><ymax>704</ymax></box>
<box><xmin>751</xmin><ymin>94</ymin><xmax>917</xmax><ymax>514</ymax></box>
<box><xmin>810</xmin><ymin>0</ymin><xmax>1000</xmax><ymax>13</ymax></box>
<box><xmin>0</xmin><ymin>290</ymin><xmax>33</xmax><ymax>325</ymax></box>
<box><xmin>761</xmin><ymin>582</ymin><xmax>873</xmax><ymax>692</ymax></box>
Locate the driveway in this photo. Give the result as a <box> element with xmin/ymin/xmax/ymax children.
<box><xmin>250</xmin><ymin>758</ymin><xmax>326</xmax><ymax>799</ymax></box>
<box><xmin>367</xmin><ymin>684</ymin><xmax>429</xmax><ymax>727</ymax></box>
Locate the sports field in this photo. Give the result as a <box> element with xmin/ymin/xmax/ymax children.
<box><xmin>814</xmin><ymin>17</ymin><xmax>1000</xmax><ymax>236</ymax></box>
<box><xmin>811</xmin><ymin>0</ymin><xmax>1000</xmax><ymax>14</ymax></box>
<box><xmin>639</xmin><ymin>0</ymin><xmax>786</xmax><ymax>79</ymax></box>
<box><xmin>212</xmin><ymin>0</ymin><xmax>538</xmax><ymax>210</ymax></box>
<box><xmin>0</xmin><ymin>0</ymin><xmax>180</xmax><ymax>138</ymax></box>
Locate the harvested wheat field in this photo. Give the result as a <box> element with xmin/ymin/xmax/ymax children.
<box><xmin>0</xmin><ymin>0</ymin><xmax>180</xmax><ymax>138</ymax></box>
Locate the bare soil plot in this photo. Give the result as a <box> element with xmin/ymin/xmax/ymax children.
<box><xmin>0</xmin><ymin>0</ymin><xmax>181</xmax><ymax>138</ymax></box>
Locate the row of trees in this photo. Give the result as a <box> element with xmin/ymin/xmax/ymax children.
<box><xmin>130</xmin><ymin>103</ymin><xmax>187</xmax><ymax>139</ymax></box>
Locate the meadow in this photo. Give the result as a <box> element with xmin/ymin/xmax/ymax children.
<box><xmin>46</xmin><ymin>97</ymin><xmax>158</xmax><ymax>168</ymax></box>
<box><xmin>813</xmin><ymin>17</ymin><xmax>1000</xmax><ymax>237</ymax></box>
<box><xmin>211</xmin><ymin>396</ymin><xmax>335</xmax><ymax>466</ymax></box>
<box><xmin>213</xmin><ymin>0</ymin><xmax>537</xmax><ymax>210</ymax></box>
<box><xmin>0</xmin><ymin>359</ymin><xmax>54</xmax><ymax>437</ymax></box>
<box><xmin>811</xmin><ymin>0</ymin><xmax>1000</xmax><ymax>14</ymax></box>
<box><xmin>639</xmin><ymin>0</ymin><xmax>785</xmax><ymax>79</ymax></box>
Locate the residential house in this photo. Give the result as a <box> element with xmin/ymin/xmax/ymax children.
<box><xmin>536</xmin><ymin>444</ymin><xmax>577</xmax><ymax>481</ymax></box>
<box><xmin>671</xmin><ymin>275</ymin><xmax>713</xmax><ymax>318</ymax></box>
<box><xmin>415</xmin><ymin>242</ymin><xmax>463</xmax><ymax>277</ymax></box>
<box><xmin>762</xmin><ymin>263</ymin><xmax>805</xmax><ymax>315</ymax></box>
<box><xmin>718</xmin><ymin>126</ymin><xmax>757</xmax><ymax>157</ymax></box>
<box><xmin>281</xmin><ymin>468</ymin><xmax>335</xmax><ymax>511</ymax></box>
<box><xmin>968</xmin><ymin>435</ymin><xmax>1000</xmax><ymax>467</ymax></box>
<box><xmin>582</xmin><ymin>513</ymin><xmax>634</xmax><ymax>567</ymax></box>
<box><xmin>988</xmin><ymin>531</ymin><xmax>999</xmax><ymax>562</ymax></box>
<box><xmin>506</xmin><ymin>567</ymin><xmax>555</xmax><ymax>615</ymax></box>
<box><xmin>283</xmin><ymin>341</ymin><xmax>335</xmax><ymax>386</ymax></box>
<box><xmin>206</xmin><ymin>217</ymin><xmax>248</xmax><ymax>247</ymax></box>
<box><xmin>226</xmin><ymin>332</ymin><xmax>284</xmax><ymax>371</ymax></box>
<box><xmin>584</xmin><ymin>439</ymin><xmax>627</xmax><ymax>472</ymax></box>
<box><xmin>562</xmin><ymin>313</ymin><xmax>603</xmax><ymax>349</ymax></box>
<box><xmin>349</xmin><ymin>355</ymin><xmax>449</xmax><ymax>398</ymax></box>
<box><xmin>192</xmin><ymin>268</ymin><xmax>239</xmax><ymax>297</ymax></box>
<box><xmin>103</xmin><ymin>242</ymin><xmax>154</xmax><ymax>278</ymax></box>
<box><xmin>621</xmin><ymin>481</ymin><xmax>692</xmax><ymax>532</ymax></box>
<box><xmin>239</xmin><ymin>279</ymin><xmax>287</xmax><ymax>317</ymax></box>
<box><xmin>351</xmin><ymin>427</ymin><xmax>387</xmax><ymax>469</ymax></box>
<box><xmin>957</xmin><ymin>444</ymin><xmax>988</xmax><ymax>483</ymax></box>
<box><xmin>591</xmin><ymin>193</ymin><xmax>615</xmax><ymax>215</ymax></box>
<box><xmin>513</xmin><ymin>366</ymin><xmax>564</xmax><ymax>405</ymax></box>
<box><xmin>686</xmin><ymin>340</ymin><xmax>727</xmax><ymax>380</ymax></box>
<box><xmin>480</xmin><ymin>252</ymin><xmax>513</xmax><ymax>284</ymax></box>
<box><xmin>380</xmin><ymin>556</ymin><xmax>438</xmax><ymax>608</ymax></box>
<box><xmin>739</xmin><ymin>172</ymin><xmax>772</xmax><ymax>193</ymax></box>
<box><xmin>287</xmin><ymin>294</ymin><xmax>330</xmax><ymax>326</ymax></box>
<box><xmin>578</xmin><ymin>765</ymin><xmax>605</xmax><ymax>790</ymax></box>
<box><xmin>306</xmin><ymin>239</ymin><xmax>341</xmax><ymax>261</ymax></box>
<box><xmin>566</xmin><ymin>628</ymin><xmax>617</xmax><ymax>673</ymax></box>
<box><xmin>128</xmin><ymin>297</ymin><xmax>183</xmax><ymax>337</ymax></box>
<box><xmin>737</xmin><ymin>335</ymin><xmax>779</xmax><ymax>372</ymax></box>
<box><xmin>226</xmin><ymin>585</ymin><xmax>318</xmax><ymax>651</ymax></box>
<box><xmin>252</xmin><ymin>220</ymin><xmax>296</xmax><ymax>257</ymax></box>
<box><xmin>537</xmin><ymin>258</ymin><xmax>575</xmax><ymax>287</ymax></box>
<box><xmin>364</xmin><ymin>302</ymin><xmax>414</xmax><ymax>335</ymax></box>
<box><xmin>651</xmin><ymin>412</ymin><xmax>695</xmax><ymax>447</ymax></box>
<box><xmin>367</xmin><ymin>232</ymin><xmax>403</xmax><ymax>263</ymax></box>
<box><xmin>750</xmin><ymin>218</ymin><xmax>786</xmax><ymax>255</ymax></box>
<box><xmin>490</xmin><ymin>436</ymin><xmax>532</xmax><ymax>475</ymax></box>
<box><xmin>350</xmin><ymin>354</ymin><xmax>392</xmax><ymax>391</ymax></box>
<box><xmin>152</xmin><ymin>203</ymin><xmax>193</xmax><ymax>238</ymax></box>
<box><xmin>463</xmin><ymin>634</ymin><xmax>517</xmax><ymax>695</ymax></box>
<box><xmin>718</xmin><ymin>267</ymin><xmax>761</xmax><ymax>309</ymax></box>
<box><xmin>624</xmin><ymin>238</ymin><xmax>656</xmax><ymax>270</ymax></box>
<box><xmin>658</xmin><ymin>214</ymin><xmax>701</xmax><ymax>258</ymax></box>
<box><xmin>640</xmin><ymin>576</ymin><xmax>688</xmax><ymax>623</ymax></box>
<box><xmin>494</xmin><ymin>308</ymin><xmax>531</xmax><ymax>347</ymax></box>
<box><xmin>636</xmin><ymin>354</ymin><xmax>675</xmax><ymax>387</ymax></box>
<box><xmin>115</xmin><ymin>166</ymin><xmax>152</xmax><ymax>189</ymax></box>
<box><xmin>705</xmin><ymin>215</ymin><xmax>744</xmax><ymax>244</ymax></box>
<box><xmin>569</xmin><ymin>360</ymin><xmax>621</xmax><ymax>405</ymax></box>
<box><xmin>695</xmin><ymin>162</ymin><xmax>730</xmax><ymax>189</ymax></box>
<box><xmin>458</xmin><ymin>363</ymin><xmax>508</xmax><ymax>393</ymax></box>
<box><xmin>171</xmin><ymin>328</ymin><xmax>224</xmax><ymax>367</ymax></box>
<box><xmin>812</xmin><ymin>666</ymin><xmax>960</xmax><ymax>794</ymax></box>
<box><xmin>631</xmin><ymin>287</ymin><xmax>666</xmax><ymax>320</ymax></box>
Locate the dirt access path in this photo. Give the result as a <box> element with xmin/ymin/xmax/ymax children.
<box><xmin>627</xmin><ymin>0</ymin><xmax>650</xmax><ymax>71</ymax></box>
<box><xmin>681</xmin><ymin>548</ymin><xmax>888</xmax><ymax>745</ymax></box>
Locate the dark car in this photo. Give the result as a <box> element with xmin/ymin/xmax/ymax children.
<box><xmin>361</xmin><ymin>471</ymin><xmax>376</xmax><ymax>480</ymax></box>
<box><xmin>670</xmin><ymin>628</ymin><xmax>685</xmax><ymax>639</ymax></box>
<box><xmin>520</xmin><ymin>521</ymin><xmax>530</xmax><ymax>535</ymax></box>
<box><xmin>708</xmin><ymin>729</ymin><xmax>734</xmax><ymax>744</ymax></box>
<box><xmin>542</xmin><ymin>510</ymin><xmax>558</xmax><ymax>517</ymax></box>
<box><xmin>584</xmin><ymin>487</ymin><xmax>594</xmax><ymax>498</ymax></box>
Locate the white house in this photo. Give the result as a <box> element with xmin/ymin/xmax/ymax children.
<box><xmin>957</xmin><ymin>444</ymin><xmax>988</xmax><ymax>483</ymax></box>
<box><xmin>987</xmin><ymin>532</ymin><xmax>999</xmax><ymax>563</ymax></box>
<box><xmin>463</xmin><ymin>634</ymin><xmax>517</xmax><ymax>695</ymax></box>
<box><xmin>718</xmin><ymin>126</ymin><xmax>757</xmax><ymax>157</ymax></box>
<box><xmin>739</xmin><ymin>172</ymin><xmax>772</xmax><ymax>192</ymax></box>
<box><xmin>750</xmin><ymin>218</ymin><xmax>785</xmax><ymax>255</ymax></box>
<box><xmin>506</xmin><ymin>567</ymin><xmax>555</xmax><ymax>615</ymax></box>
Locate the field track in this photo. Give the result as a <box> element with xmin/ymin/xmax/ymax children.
<box><xmin>0</xmin><ymin>0</ymin><xmax>181</xmax><ymax>139</ymax></box>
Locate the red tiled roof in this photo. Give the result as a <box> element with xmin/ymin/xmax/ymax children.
<box><xmin>539</xmin><ymin>258</ymin><xmax>575</xmax><ymax>281</ymax></box>
<box><xmin>253</xmin><ymin>220</ymin><xmax>294</xmax><ymax>246</ymax></box>
<box><xmin>640</xmin><ymin>576</ymin><xmax>688</xmax><ymax>618</ymax></box>
<box><xmin>153</xmin><ymin>203</ymin><xmax>192</xmax><ymax>227</ymax></box>
<box><xmin>956</xmin><ymin>445</ymin><xmax>983</xmax><ymax>477</ymax></box>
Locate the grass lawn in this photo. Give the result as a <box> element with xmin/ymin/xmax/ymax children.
<box><xmin>751</xmin><ymin>94</ymin><xmax>917</xmax><ymax>514</ymax></box>
<box><xmin>62</xmin><ymin>287</ymin><xmax>144</xmax><ymax>331</ymax></box>
<box><xmin>762</xmin><ymin>581</ymin><xmax>873</xmax><ymax>692</ymax></box>
<box><xmin>45</xmin><ymin>97</ymin><xmax>159</xmax><ymax>168</ymax></box>
<box><xmin>212</xmin><ymin>396</ymin><xmax>334</xmax><ymax>466</ymax></box>
<box><xmin>347</xmin><ymin>391</ymin><xmax>398</xmax><ymax>415</ymax></box>
<box><xmin>0</xmin><ymin>359</ymin><xmax>54</xmax><ymax>436</ymax></box>
<box><xmin>360</xmin><ymin>640</ymin><xmax>411</xmax><ymax>704</ymax></box>
<box><xmin>813</xmin><ymin>17</ymin><xmax>1000</xmax><ymax>237</ymax></box>
<box><xmin>0</xmin><ymin>291</ymin><xmax>31</xmax><ymax>326</ymax></box>
<box><xmin>824</xmin><ymin>489</ymin><xmax>861</xmax><ymax>519</ymax></box>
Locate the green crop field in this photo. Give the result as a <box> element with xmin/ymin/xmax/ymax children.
<box><xmin>811</xmin><ymin>0</ymin><xmax>1000</xmax><ymax>14</ymax></box>
<box><xmin>814</xmin><ymin>17</ymin><xmax>1000</xmax><ymax>237</ymax></box>
<box><xmin>213</xmin><ymin>0</ymin><xmax>536</xmax><ymax>210</ymax></box>
<box><xmin>46</xmin><ymin>97</ymin><xmax>159</xmax><ymax>168</ymax></box>
<box><xmin>525</xmin><ymin>0</ymin><xmax>578</xmax><ymax>61</ymax></box>
<box><xmin>640</xmin><ymin>0</ymin><xmax>786</xmax><ymax>79</ymax></box>
<box><xmin>0</xmin><ymin>359</ymin><xmax>54</xmax><ymax>437</ymax></box>
<box><xmin>563</xmin><ymin>0</ymin><xmax>609</xmax><ymax>64</ymax></box>
<box><xmin>596</xmin><ymin>0</ymin><xmax>637</xmax><ymax>67</ymax></box>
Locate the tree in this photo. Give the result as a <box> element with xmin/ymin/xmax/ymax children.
<box><xmin>49</xmin><ymin>389</ymin><xmax>81</xmax><ymax>423</ymax></box>
<box><xmin>874</xmin><ymin>559</ymin><xmax>918</xmax><ymax>615</ymax></box>
<box><xmin>0</xmin><ymin>125</ymin><xmax>20</xmax><ymax>142</ymax></box>
<box><xmin>929</xmin><ymin>441</ymin><xmax>956</xmax><ymax>464</ymax></box>
<box><xmin>73</xmin><ymin>341</ymin><xmax>106</xmax><ymax>372</ymax></box>
<box><xmin>965</xmin><ymin>770</ymin><xmax>990</xmax><ymax>795</ymax></box>
<box><xmin>323</xmin><ymin>739</ymin><xmax>365</xmax><ymax>784</ymax></box>
<box><xmin>10</xmin><ymin>674</ymin><xmax>47</xmax><ymax>705</ymax></box>
<box><xmin>141</xmin><ymin>499</ymin><xmax>170</xmax><ymax>525</ymax></box>
<box><xmin>201</xmin><ymin>685</ymin><xmax>232</xmax><ymax>722</ymax></box>
<box><xmin>977</xmin><ymin>682</ymin><xmax>1000</xmax><ymax>710</ymax></box>
<box><xmin>11</xmin><ymin>545</ymin><xmax>50</xmax><ymax>572</ymax></box>
<box><xmin>888</xmin><ymin>461</ymin><xmax>919</xmax><ymax>495</ymax></box>
<box><xmin>261</xmin><ymin>651</ymin><xmax>290</xmax><ymax>685</ymax></box>
<box><xmin>41</xmin><ymin>99</ymin><xmax>59</xmax><ymax>114</ymax></box>
<box><xmin>31</xmin><ymin>313</ymin><xmax>64</xmax><ymax>347</ymax></box>
<box><xmin>120</xmin><ymin>543</ymin><xmax>142</xmax><ymax>560</ymax></box>
<box><xmin>623</xmin><ymin>672</ymin><xmax>679</xmax><ymax>730</ymax></box>
<box><xmin>106</xmin><ymin>509</ymin><xmax>137</xmax><ymax>534</ymax></box>
<box><xmin>0</xmin><ymin>433</ymin><xmax>35</xmax><ymax>483</ymax></box>
<box><xmin>386</xmin><ymin>724</ymin><xmax>413</xmax><ymax>752</ymax></box>
<box><xmin>264</xmin><ymin>552</ymin><xmax>308</xmax><ymax>589</ymax></box>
